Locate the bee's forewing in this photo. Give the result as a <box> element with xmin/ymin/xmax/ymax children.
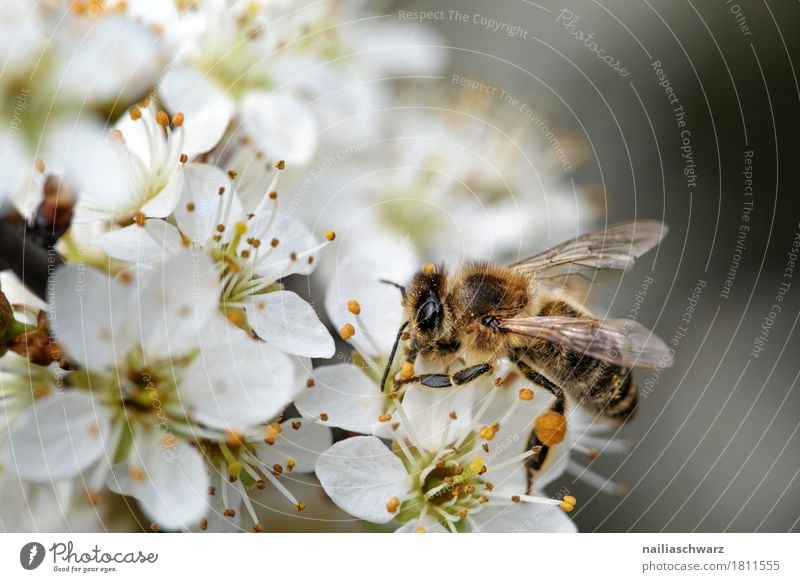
<box><xmin>499</xmin><ymin>316</ymin><xmax>673</xmax><ymax>369</ymax></box>
<box><xmin>510</xmin><ymin>220</ymin><xmax>668</xmax><ymax>293</ymax></box>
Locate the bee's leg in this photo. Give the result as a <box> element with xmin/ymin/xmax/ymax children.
<box><xmin>515</xmin><ymin>361</ymin><xmax>568</xmax><ymax>493</ymax></box>
<box><xmin>402</xmin><ymin>362</ymin><xmax>493</xmax><ymax>389</ymax></box>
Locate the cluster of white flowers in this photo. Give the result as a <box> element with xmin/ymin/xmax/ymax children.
<box><xmin>0</xmin><ymin>0</ymin><xmax>617</xmax><ymax>533</ymax></box>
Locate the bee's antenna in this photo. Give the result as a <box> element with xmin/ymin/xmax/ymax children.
<box><xmin>379</xmin><ymin>279</ymin><xmax>407</xmax><ymax>301</ymax></box>
<box><xmin>379</xmin><ymin>321</ymin><xmax>409</xmax><ymax>393</ymax></box>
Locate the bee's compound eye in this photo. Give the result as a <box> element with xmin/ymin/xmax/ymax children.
<box><xmin>416</xmin><ymin>292</ymin><xmax>443</xmax><ymax>332</ymax></box>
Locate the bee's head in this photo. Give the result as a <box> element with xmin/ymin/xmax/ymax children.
<box><xmin>405</xmin><ymin>264</ymin><xmax>449</xmax><ymax>342</ymax></box>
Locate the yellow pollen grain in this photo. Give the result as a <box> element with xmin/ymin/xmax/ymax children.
<box><xmin>129</xmin><ymin>106</ymin><xmax>142</xmax><ymax>120</ymax></box>
<box><xmin>339</xmin><ymin>323</ymin><xmax>355</xmax><ymax>340</ymax></box>
<box><xmin>378</xmin><ymin>413</ymin><xmax>392</xmax><ymax>422</ymax></box>
<box><xmin>469</xmin><ymin>456</ymin><xmax>485</xmax><ymax>474</ymax></box>
<box><xmin>128</xmin><ymin>466</ymin><xmax>146</xmax><ymax>482</ymax></box>
<box><xmin>401</xmin><ymin>361</ymin><xmax>415</xmax><ymax>380</ymax></box>
<box><xmin>479</xmin><ymin>425</ymin><xmax>496</xmax><ymax>441</ymax></box>
<box><xmin>155</xmin><ymin>110</ymin><xmax>170</xmax><ymax>126</ymax></box>
<box><xmin>347</xmin><ymin>300</ymin><xmax>361</xmax><ymax>315</ymax></box>
<box><xmin>534</xmin><ymin>411</ymin><xmax>567</xmax><ymax>447</ymax></box>
<box><xmin>226</xmin><ymin>310</ymin><xmax>245</xmax><ymax>326</ymax></box>
<box><xmin>263</xmin><ymin>422</ymin><xmax>281</xmax><ymax>445</ymax></box>
<box><xmin>325</xmin><ymin>230</ymin><xmax>336</xmax><ymax>241</ymax></box>
<box><xmin>225</xmin><ymin>429</ymin><xmax>244</xmax><ymax>447</ymax></box>
<box><xmin>518</xmin><ymin>388</ymin><xmax>535</xmax><ymax>401</ymax></box>
<box><xmin>386</xmin><ymin>496</ymin><xmax>400</xmax><ymax>513</ymax></box>
<box><xmin>172</xmin><ymin>112</ymin><xmax>185</xmax><ymax>127</ymax></box>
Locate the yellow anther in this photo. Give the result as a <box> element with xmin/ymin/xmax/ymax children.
<box><xmin>457</xmin><ymin>508</ymin><xmax>469</xmax><ymax>519</ymax></box>
<box><xmin>560</xmin><ymin>501</ymin><xmax>575</xmax><ymax>512</ymax></box>
<box><xmin>325</xmin><ymin>230</ymin><xmax>336</xmax><ymax>241</ymax></box>
<box><xmin>228</xmin><ymin>462</ymin><xmax>242</xmax><ymax>480</ymax></box>
<box><xmin>129</xmin><ymin>106</ymin><xmax>142</xmax><ymax>121</ymax></box>
<box><xmin>268</xmin><ymin>191</ymin><xmax>278</xmax><ymax>200</ymax></box>
<box><xmin>347</xmin><ymin>300</ymin><xmax>361</xmax><ymax>315</ymax></box>
<box><xmin>415</xmin><ymin>526</ymin><xmax>426</xmax><ymax>533</ymax></box>
<box><xmin>133</xmin><ymin>212</ymin><xmax>146</xmax><ymax>227</ymax></box>
<box><xmin>128</xmin><ymin>466</ymin><xmax>146</xmax><ymax>482</ymax></box>
<box><xmin>263</xmin><ymin>422</ymin><xmax>282</xmax><ymax>445</ymax></box>
<box><xmin>272</xmin><ymin>464</ymin><xmax>283</xmax><ymax>475</ymax></box>
<box><xmin>276</xmin><ymin>160</ymin><xmax>286</xmax><ymax>170</ymax></box>
<box><xmin>179</xmin><ymin>153</ymin><xmax>188</xmax><ymax>163</ymax></box>
<box><xmin>225</xmin><ymin>430</ymin><xmax>244</xmax><ymax>447</ymax></box>
<box><xmin>319</xmin><ymin>413</ymin><xmax>329</xmax><ymax>421</ymax></box>
<box><xmin>223</xmin><ymin>508</ymin><xmax>236</xmax><ymax>517</ymax></box>
<box><xmin>378</xmin><ymin>413</ymin><xmax>392</xmax><ymax>422</ymax></box>
<box><xmin>199</xmin><ymin>519</ymin><xmax>208</xmax><ymax>531</ymax></box>
<box><xmin>228</xmin><ymin>170</ymin><xmax>237</xmax><ymax>179</ymax></box>
<box><xmin>422</xmin><ymin>263</ymin><xmax>435</xmax><ymax>274</ymax></box>
<box><xmin>400</xmin><ymin>361</ymin><xmax>415</xmax><ymax>380</ymax></box>
<box><xmin>479</xmin><ymin>426</ymin><xmax>496</xmax><ymax>441</ymax></box>
<box><xmin>155</xmin><ymin>110</ymin><xmax>170</xmax><ymax>126</ymax></box>
<box><xmin>518</xmin><ymin>388</ymin><xmax>535</xmax><ymax>401</ymax></box>
<box><xmin>226</xmin><ymin>310</ymin><xmax>245</xmax><ymax>326</ymax></box>
<box><xmin>339</xmin><ymin>323</ymin><xmax>355</xmax><ymax>340</ymax></box>
<box><xmin>294</xmin><ymin>502</ymin><xmax>305</xmax><ymax>512</ymax></box>
<box><xmin>286</xmin><ymin>459</ymin><xmax>296</xmax><ymax>472</ymax></box>
<box><xmin>563</xmin><ymin>495</ymin><xmax>577</xmax><ymax>505</ymax></box>
<box><xmin>534</xmin><ymin>411</ymin><xmax>568</xmax><ymax>446</ymax></box>
<box><xmin>386</xmin><ymin>496</ymin><xmax>400</xmax><ymax>513</ymax></box>
<box><xmin>34</xmin><ymin>159</ymin><xmax>45</xmax><ymax>173</ymax></box>
<box><xmin>172</xmin><ymin>112</ymin><xmax>185</xmax><ymax>126</ymax></box>
<box><xmin>469</xmin><ymin>456</ymin><xmax>485</xmax><ymax>474</ymax></box>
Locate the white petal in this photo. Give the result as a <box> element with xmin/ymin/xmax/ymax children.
<box><xmin>90</xmin><ymin>221</ymin><xmax>183</xmax><ymax>265</ymax></box>
<box><xmin>471</xmin><ymin>503</ymin><xmax>577</xmax><ymax>533</ymax></box>
<box><xmin>50</xmin><ymin>264</ymin><xmax>135</xmax><ymax>369</ymax></box>
<box><xmin>239</xmin><ymin>91</ymin><xmax>317</xmax><ymax>165</ymax></box>
<box><xmin>174</xmin><ymin>163</ymin><xmax>240</xmax><ymax>245</ymax></box>
<box><xmin>400</xmin><ymin>385</ymin><xmax>477</xmax><ymax>454</ymax></box>
<box><xmin>4</xmin><ymin>392</ymin><xmax>111</xmax><ymax>482</ymax></box>
<box><xmin>316</xmin><ymin>436</ymin><xmax>410</xmax><ymax>524</ymax></box>
<box><xmin>139</xmin><ymin>166</ymin><xmax>185</xmax><ymax>219</ymax></box>
<box><xmin>324</xmin><ymin>237</ymin><xmax>418</xmax><ymax>359</ymax></box>
<box><xmin>295</xmin><ymin>364</ymin><xmax>384</xmax><ymax>433</ymax></box>
<box><xmin>247</xmin><ymin>291</ymin><xmax>334</xmax><ymax>358</ymax></box>
<box><xmin>255</xmin><ymin>418</ymin><xmax>332</xmax><ymax>473</ymax></box>
<box><xmin>180</xmin><ymin>318</ymin><xmax>298</xmax><ymax>430</ymax></box>
<box><xmin>108</xmin><ymin>429</ymin><xmax>209</xmax><ymax>531</ymax></box>
<box><xmin>56</xmin><ymin>16</ymin><xmax>167</xmax><ymax>106</ymax></box>
<box><xmin>353</xmin><ymin>21</ymin><xmax>447</xmax><ymax>77</ymax></box>
<box><xmin>252</xmin><ymin>213</ymin><xmax>320</xmax><ymax>280</ymax></box>
<box><xmin>137</xmin><ymin>250</ymin><xmax>221</xmax><ymax>360</ymax></box>
<box><xmin>160</xmin><ymin>67</ymin><xmax>233</xmax><ymax>158</ymax></box>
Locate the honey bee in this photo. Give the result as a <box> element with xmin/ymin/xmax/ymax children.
<box><xmin>380</xmin><ymin>220</ymin><xmax>673</xmax><ymax>487</ymax></box>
